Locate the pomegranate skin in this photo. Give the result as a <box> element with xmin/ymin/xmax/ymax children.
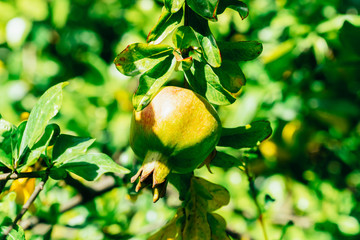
<box><xmin>130</xmin><ymin>86</ymin><xmax>221</xmax><ymax>173</ymax></box>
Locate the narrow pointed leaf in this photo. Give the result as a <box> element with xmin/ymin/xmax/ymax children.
<box><xmin>114</xmin><ymin>43</ymin><xmax>173</xmax><ymax>76</ymax></box>
<box><xmin>133</xmin><ymin>55</ymin><xmax>176</xmax><ymax>111</ymax></box>
<box><xmin>218</xmin><ymin>120</ymin><xmax>272</xmax><ymax>149</ymax></box>
<box><xmin>210</xmin><ymin>150</ymin><xmax>243</xmax><ymax>169</ymax></box>
<box><xmin>19</xmin><ymin>82</ymin><xmax>67</xmax><ymax>163</ymax></box>
<box><xmin>147</xmin><ymin>7</ymin><xmax>183</xmax><ymax>44</ymax></box>
<box><xmin>187</xmin><ymin>0</ymin><xmax>219</xmax><ymax>21</ymax></box>
<box><xmin>218</xmin><ymin>41</ymin><xmax>263</xmax><ymax>62</ymax></box>
<box><xmin>24</xmin><ymin>123</ymin><xmax>60</xmax><ymax>168</ymax></box>
<box><xmin>164</xmin><ymin>0</ymin><xmax>185</xmax><ymax>13</ymax></box>
<box><xmin>52</xmin><ymin>134</ymin><xmax>95</xmax><ymax>166</ymax></box>
<box><xmin>188</xmin><ymin>9</ymin><xmax>221</xmax><ymax>67</ymax></box>
<box><xmin>217</xmin><ymin>0</ymin><xmax>249</xmax><ymax>20</ymax></box>
<box><xmin>184</xmin><ymin>60</ymin><xmax>236</xmax><ymax>105</ymax></box>
<box><xmin>172</xmin><ymin>26</ymin><xmax>199</xmax><ymax>49</ymax></box>
<box><xmin>56</xmin><ymin>153</ymin><xmax>130</xmax><ymax>181</ymax></box>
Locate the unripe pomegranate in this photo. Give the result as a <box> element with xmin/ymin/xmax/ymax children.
<box><xmin>130</xmin><ymin>86</ymin><xmax>221</xmax><ymax>202</ymax></box>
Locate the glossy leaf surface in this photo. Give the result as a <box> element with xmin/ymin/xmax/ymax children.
<box><xmin>218</xmin><ymin>120</ymin><xmax>272</xmax><ymax>149</ymax></box>
<box><xmin>187</xmin><ymin>0</ymin><xmax>219</xmax><ymax>21</ymax></box>
<box><xmin>164</xmin><ymin>0</ymin><xmax>185</xmax><ymax>13</ymax></box>
<box><xmin>217</xmin><ymin>0</ymin><xmax>249</xmax><ymax>20</ymax></box>
<box><xmin>218</xmin><ymin>41</ymin><xmax>263</xmax><ymax>61</ymax></box>
<box><xmin>114</xmin><ymin>43</ymin><xmax>173</xmax><ymax>76</ymax></box>
<box><xmin>147</xmin><ymin>7</ymin><xmax>183</xmax><ymax>44</ymax></box>
<box><xmin>133</xmin><ymin>55</ymin><xmax>176</xmax><ymax>111</ymax></box>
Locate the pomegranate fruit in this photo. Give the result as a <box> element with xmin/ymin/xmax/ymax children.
<box><xmin>130</xmin><ymin>86</ymin><xmax>221</xmax><ymax>202</ymax></box>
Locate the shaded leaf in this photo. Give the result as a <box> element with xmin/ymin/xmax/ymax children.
<box><xmin>339</xmin><ymin>21</ymin><xmax>360</xmax><ymax>56</ymax></box>
<box><xmin>168</xmin><ymin>172</ymin><xmax>192</xmax><ymax>201</ymax></box>
<box><xmin>147</xmin><ymin>7</ymin><xmax>183</xmax><ymax>44</ymax></box>
<box><xmin>188</xmin><ymin>9</ymin><xmax>221</xmax><ymax>67</ymax></box>
<box><xmin>218</xmin><ymin>41</ymin><xmax>263</xmax><ymax>62</ymax></box>
<box><xmin>164</xmin><ymin>0</ymin><xmax>185</xmax><ymax>13</ymax></box>
<box><xmin>57</xmin><ymin>153</ymin><xmax>130</xmax><ymax>181</ymax></box>
<box><xmin>207</xmin><ymin>213</ymin><xmax>231</xmax><ymax>240</ymax></box>
<box><xmin>193</xmin><ymin>177</ymin><xmax>230</xmax><ymax>211</ymax></box>
<box><xmin>133</xmin><ymin>55</ymin><xmax>176</xmax><ymax>111</ymax></box>
<box><xmin>114</xmin><ymin>43</ymin><xmax>173</xmax><ymax>76</ymax></box>
<box><xmin>218</xmin><ymin>120</ymin><xmax>272</xmax><ymax>149</ymax></box>
<box><xmin>0</xmin><ymin>118</ymin><xmax>16</xmax><ymax>169</ymax></box>
<box><xmin>19</xmin><ymin>82</ymin><xmax>67</xmax><ymax>163</ymax></box>
<box><xmin>184</xmin><ymin>60</ymin><xmax>236</xmax><ymax>105</ymax></box>
<box><xmin>172</xmin><ymin>26</ymin><xmax>199</xmax><ymax>49</ymax></box>
<box><xmin>187</xmin><ymin>0</ymin><xmax>219</xmax><ymax>21</ymax></box>
<box><xmin>211</xmin><ymin>150</ymin><xmax>243</xmax><ymax>169</ymax></box>
<box><xmin>148</xmin><ymin>208</ymin><xmax>185</xmax><ymax>240</ymax></box>
<box><xmin>217</xmin><ymin>0</ymin><xmax>249</xmax><ymax>20</ymax></box>
<box><xmin>213</xmin><ymin>60</ymin><xmax>246</xmax><ymax>94</ymax></box>
<box><xmin>25</xmin><ymin>123</ymin><xmax>60</xmax><ymax>168</ymax></box>
<box><xmin>52</xmin><ymin>134</ymin><xmax>95</xmax><ymax>166</ymax></box>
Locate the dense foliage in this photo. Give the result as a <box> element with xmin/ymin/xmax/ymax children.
<box><xmin>1</xmin><ymin>0</ymin><xmax>360</xmax><ymax>239</ymax></box>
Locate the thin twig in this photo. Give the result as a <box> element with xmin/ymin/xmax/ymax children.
<box><xmin>244</xmin><ymin>159</ymin><xmax>269</xmax><ymax>240</ymax></box>
<box><xmin>2</xmin><ymin>174</ymin><xmax>49</xmax><ymax>239</ymax></box>
<box><xmin>0</xmin><ymin>171</ymin><xmax>47</xmax><ymax>181</ymax></box>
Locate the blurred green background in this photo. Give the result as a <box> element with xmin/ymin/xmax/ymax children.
<box><xmin>1</xmin><ymin>0</ymin><xmax>360</xmax><ymax>239</ymax></box>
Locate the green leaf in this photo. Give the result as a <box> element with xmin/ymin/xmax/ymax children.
<box><xmin>147</xmin><ymin>7</ymin><xmax>183</xmax><ymax>44</ymax></box>
<box><xmin>210</xmin><ymin>150</ymin><xmax>243</xmax><ymax>169</ymax></box>
<box><xmin>168</xmin><ymin>172</ymin><xmax>193</xmax><ymax>201</ymax></box>
<box><xmin>25</xmin><ymin>123</ymin><xmax>60</xmax><ymax>168</ymax></box>
<box><xmin>218</xmin><ymin>120</ymin><xmax>272</xmax><ymax>149</ymax></box>
<box><xmin>213</xmin><ymin>60</ymin><xmax>246</xmax><ymax>94</ymax></box>
<box><xmin>164</xmin><ymin>0</ymin><xmax>185</xmax><ymax>13</ymax></box>
<box><xmin>207</xmin><ymin>213</ymin><xmax>230</xmax><ymax>240</ymax></box>
<box><xmin>172</xmin><ymin>26</ymin><xmax>199</xmax><ymax>49</ymax></box>
<box><xmin>188</xmin><ymin>9</ymin><xmax>221</xmax><ymax>67</ymax></box>
<box><xmin>339</xmin><ymin>21</ymin><xmax>360</xmax><ymax>56</ymax></box>
<box><xmin>187</xmin><ymin>0</ymin><xmax>219</xmax><ymax>21</ymax></box>
<box><xmin>52</xmin><ymin>134</ymin><xmax>95</xmax><ymax>166</ymax></box>
<box><xmin>49</xmin><ymin>167</ymin><xmax>67</xmax><ymax>180</ymax></box>
<box><xmin>114</xmin><ymin>43</ymin><xmax>173</xmax><ymax>76</ymax></box>
<box><xmin>56</xmin><ymin>153</ymin><xmax>130</xmax><ymax>181</ymax></box>
<box><xmin>0</xmin><ymin>217</ymin><xmax>25</xmax><ymax>240</ymax></box>
<box><xmin>218</xmin><ymin>41</ymin><xmax>263</xmax><ymax>62</ymax></box>
<box><xmin>184</xmin><ymin>60</ymin><xmax>236</xmax><ymax>105</ymax></box>
<box><xmin>217</xmin><ymin>0</ymin><xmax>249</xmax><ymax>20</ymax></box>
<box><xmin>193</xmin><ymin>177</ymin><xmax>230</xmax><ymax>211</ymax></box>
<box><xmin>133</xmin><ymin>55</ymin><xmax>176</xmax><ymax>111</ymax></box>
<box><xmin>148</xmin><ymin>208</ymin><xmax>185</xmax><ymax>240</ymax></box>
<box><xmin>184</xmin><ymin>183</ymin><xmax>211</xmax><ymax>240</ymax></box>
<box><xmin>0</xmin><ymin>118</ymin><xmax>16</xmax><ymax>169</ymax></box>
<box><xmin>19</xmin><ymin>82</ymin><xmax>68</xmax><ymax>163</ymax></box>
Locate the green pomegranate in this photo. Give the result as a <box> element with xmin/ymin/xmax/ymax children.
<box><xmin>130</xmin><ymin>86</ymin><xmax>222</xmax><ymax>202</ymax></box>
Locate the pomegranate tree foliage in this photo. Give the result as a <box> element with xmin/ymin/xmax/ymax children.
<box><xmin>114</xmin><ymin>0</ymin><xmax>271</xmax><ymax>239</ymax></box>
<box><xmin>1</xmin><ymin>0</ymin><xmax>360</xmax><ymax>239</ymax></box>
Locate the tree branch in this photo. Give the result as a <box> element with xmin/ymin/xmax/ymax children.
<box><xmin>2</xmin><ymin>174</ymin><xmax>49</xmax><ymax>239</ymax></box>
<box><xmin>0</xmin><ymin>171</ymin><xmax>47</xmax><ymax>181</ymax></box>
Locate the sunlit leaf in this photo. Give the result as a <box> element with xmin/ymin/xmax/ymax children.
<box><xmin>133</xmin><ymin>55</ymin><xmax>176</xmax><ymax>111</ymax></box>
<box><xmin>148</xmin><ymin>208</ymin><xmax>185</xmax><ymax>240</ymax></box>
<box><xmin>218</xmin><ymin>120</ymin><xmax>272</xmax><ymax>149</ymax></box>
<box><xmin>217</xmin><ymin>0</ymin><xmax>249</xmax><ymax>20</ymax></box>
<box><xmin>188</xmin><ymin>9</ymin><xmax>221</xmax><ymax>67</ymax></box>
<box><xmin>173</xmin><ymin>26</ymin><xmax>199</xmax><ymax>49</ymax></box>
<box><xmin>114</xmin><ymin>43</ymin><xmax>173</xmax><ymax>76</ymax></box>
<box><xmin>56</xmin><ymin>153</ymin><xmax>130</xmax><ymax>181</ymax></box>
<box><xmin>19</xmin><ymin>82</ymin><xmax>68</xmax><ymax>164</ymax></box>
<box><xmin>184</xmin><ymin>60</ymin><xmax>236</xmax><ymax>105</ymax></box>
<box><xmin>0</xmin><ymin>220</ymin><xmax>25</xmax><ymax>240</ymax></box>
<box><xmin>218</xmin><ymin>41</ymin><xmax>263</xmax><ymax>62</ymax></box>
<box><xmin>193</xmin><ymin>177</ymin><xmax>230</xmax><ymax>211</ymax></box>
<box><xmin>147</xmin><ymin>7</ymin><xmax>183</xmax><ymax>44</ymax></box>
<box><xmin>164</xmin><ymin>0</ymin><xmax>185</xmax><ymax>13</ymax></box>
<box><xmin>213</xmin><ymin>60</ymin><xmax>246</xmax><ymax>94</ymax></box>
<box><xmin>52</xmin><ymin>134</ymin><xmax>95</xmax><ymax>166</ymax></box>
<box><xmin>187</xmin><ymin>0</ymin><xmax>219</xmax><ymax>21</ymax></box>
<box><xmin>24</xmin><ymin>123</ymin><xmax>60</xmax><ymax>168</ymax></box>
